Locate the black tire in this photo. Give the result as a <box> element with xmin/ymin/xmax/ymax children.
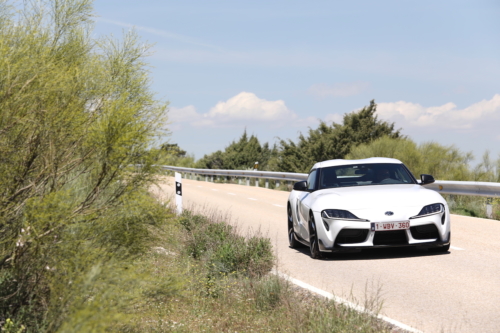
<box><xmin>288</xmin><ymin>204</ymin><xmax>300</xmax><ymax>248</ymax></box>
<box><xmin>309</xmin><ymin>212</ymin><xmax>322</xmax><ymax>259</ymax></box>
<box><xmin>429</xmin><ymin>243</ymin><xmax>450</xmax><ymax>253</ymax></box>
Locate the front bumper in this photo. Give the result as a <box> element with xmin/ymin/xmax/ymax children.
<box><xmin>318</xmin><ymin>235</ymin><xmax>451</xmax><ymax>252</ymax></box>
<box><xmin>315</xmin><ymin>209</ymin><xmax>451</xmax><ymax>253</ymax></box>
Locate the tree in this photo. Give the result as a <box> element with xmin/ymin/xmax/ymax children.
<box><xmin>277</xmin><ymin>100</ymin><xmax>402</xmax><ymax>172</ymax></box>
<box><xmin>161</xmin><ymin>143</ymin><xmax>187</xmax><ymax>158</ymax></box>
<box><xmin>0</xmin><ymin>0</ymin><xmax>168</xmax><ymax>329</ymax></box>
<box><xmin>346</xmin><ymin>136</ymin><xmax>474</xmax><ymax>180</ymax></box>
<box><xmin>196</xmin><ymin>130</ymin><xmax>277</xmax><ymax>170</ymax></box>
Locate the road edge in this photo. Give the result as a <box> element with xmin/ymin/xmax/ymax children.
<box><xmin>272</xmin><ymin>270</ymin><xmax>424</xmax><ymax>333</ymax></box>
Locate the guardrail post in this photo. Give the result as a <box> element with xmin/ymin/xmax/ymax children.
<box><xmin>211</xmin><ymin>175</ymin><xmax>214</xmax><ymax>182</ymax></box>
<box><xmin>265</xmin><ymin>179</ymin><xmax>269</xmax><ymax>188</ymax></box>
<box><xmin>255</xmin><ymin>178</ymin><xmax>259</xmax><ymax>187</ymax></box>
<box><xmin>246</xmin><ymin>177</ymin><xmax>250</xmax><ymax>186</ymax></box>
<box><xmin>276</xmin><ymin>180</ymin><xmax>280</xmax><ymax>188</ymax></box>
<box><xmin>238</xmin><ymin>178</ymin><xmax>242</xmax><ymax>185</ymax></box>
<box><xmin>486</xmin><ymin>198</ymin><xmax>493</xmax><ymax>219</ymax></box>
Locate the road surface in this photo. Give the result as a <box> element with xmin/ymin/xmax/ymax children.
<box><xmin>154</xmin><ymin>177</ymin><xmax>500</xmax><ymax>333</ymax></box>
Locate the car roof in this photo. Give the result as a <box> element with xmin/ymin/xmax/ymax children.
<box><xmin>311</xmin><ymin>157</ymin><xmax>403</xmax><ymax>171</ymax></box>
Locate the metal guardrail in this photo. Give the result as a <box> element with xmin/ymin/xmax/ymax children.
<box><xmin>161</xmin><ymin>166</ymin><xmax>500</xmax><ymax>218</ymax></box>
<box><xmin>161</xmin><ymin>165</ymin><xmax>500</xmax><ymax>198</ymax></box>
<box><xmin>161</xmin><ymin>166</ymin><xmax>308</xmax><ymax>182</ymax></box>
<box><xmin>424</xmin><ymin>180</ymin><xmax>500</xmax><ymax>198</ymax></box>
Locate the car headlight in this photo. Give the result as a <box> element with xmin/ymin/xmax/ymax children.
<box><xmin>412</xmin><ymin>203</ymin><xmax>444</xmax><ymax>218</ymax></box>
<box><xmin>321</xmin><ymin>209</ymin><xmax>368</xmax><ymax>221</ymax></box>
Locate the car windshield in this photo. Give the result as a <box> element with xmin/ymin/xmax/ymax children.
<box><xmin>318</xmin><ymin>163</ymin><xmax>416</xmax><ymax>189</ymax></box>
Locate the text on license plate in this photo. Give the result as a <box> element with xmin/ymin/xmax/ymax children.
<box><xmin>371</xmin><ymin>221</ymin><xmax>410</xmax><ymax>231</ymax></box>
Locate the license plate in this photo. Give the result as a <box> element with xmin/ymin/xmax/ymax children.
<box><xmin>371</xmin><ymin>221</ymin><xmax>410</xmax><ymax>231</ymax></box>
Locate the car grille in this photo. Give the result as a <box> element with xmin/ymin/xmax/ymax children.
<box><xmin>373</xmin><ymin>230</ymin><xmax>407</xmax><ymax>245</ymax></box>
<box><xmin>410</xmin><ymin>224</ymin><xmax>439</xmax><ymax>240</ymax></box>
<box><xmin>335</xmin><ymin>229</ymin><xmax>369</xmax><ymax>244</ymax></box>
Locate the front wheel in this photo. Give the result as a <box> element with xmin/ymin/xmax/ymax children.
<box><xmin>309</xmin><ymin>213</ymin><xmax>322</xmax><ymax>259</ymax></box>
<box><xmin>288</xmin><ymin>204</ymin><xmax>300</xmax><ymax>248</ymax></box>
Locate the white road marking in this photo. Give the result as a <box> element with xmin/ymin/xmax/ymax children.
<box><xmin>227</xmin><ymin>193</ymin><xmax>236</xmax><ymax>195</ymax></box>
<box><xmin>273</xmin><ymin>204</ymin><xmax>285</xmax><ymax>207</ymax></box>
<box><xmin>211</xmin><ymin>189</ymin><xmax>218</xmax><ymax>191</ymax></box>
<box><xmin>197</xmin><ymin>186</ymin><xmax>202</xmax><ymax>188</ymax></box>
<box><xmin>450</xmin><ymin>246</ymin><xmax>465</xmax><ymax>251</ymax></box>
<box><xmin>248</xmin><ymin>198</ymin><xmax>257</xmax><ymax>201</ymax></box>
<box><xmin>273</xmin><ymin>270</ymin><xmax>423</xmax><ymax>333</ymax></box>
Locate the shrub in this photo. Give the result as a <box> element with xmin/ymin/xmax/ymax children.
<box><xmin>0</xmin><ymin>0</ymin><xmax>169</xmax><ymax>330</ymax></box>
<box><xmin>178</xmin><ymin>211</ymin><xmax>274</xmax><ymax>278</ymax></box>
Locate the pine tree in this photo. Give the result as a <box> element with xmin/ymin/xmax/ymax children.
<box><xmin>277</xmin><ymin>100</ymin><xmax>402</xmax><ymax>172</ymax></box>
<box><xmin>196</xmin><ymin>130</ymin><xmax>275</xmax><ymax>170</ymax></box>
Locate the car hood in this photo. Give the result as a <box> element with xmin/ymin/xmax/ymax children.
<box><xmin>311</xmin><ymin>184</ymin><xmax>445</xmax><ymax>219</ymax></box>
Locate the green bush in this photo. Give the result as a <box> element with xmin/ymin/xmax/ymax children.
<box><xmin>346</xmin><ymin>136</ymin><xmax>500</xmax><ymax>220</ymax></box>
<box><xmin>252</xmin><ymin>275</ymin><xmax>287</xmax><ymax>311</ymax></box>
<box><xmin>178</xmin><ymin>211</ymin><xmax>274</xmax><ymax>278</ymax></box>
<box><xmin>0</xmin><ymin>0</ymin><xmax>172</xmax><ymax>330</ymax></box>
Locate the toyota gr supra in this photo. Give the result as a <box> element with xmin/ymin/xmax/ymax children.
<box><xmin>287</xmin><ymin>157</ymin><xmax>451</xmax><ymax>258</ymax></box>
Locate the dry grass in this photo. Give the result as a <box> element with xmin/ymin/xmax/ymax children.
<box><xmin>117</xmin><ymin>207</ymin><xmax>399</xmax><ymax>333</ymax></box>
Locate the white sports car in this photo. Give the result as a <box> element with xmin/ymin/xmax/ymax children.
<box><xmin>287</xmin><ymin>157</ymin><xmax>451</xmax><ymax>258</ymax></box>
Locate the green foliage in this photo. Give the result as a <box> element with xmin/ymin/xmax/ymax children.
<box><xmin>151</xmin><ymin>143</ymin><xmax>197</xmax><ymax>168</ymax></box>
<box><xmin>0</xmin><ymin>0</ymin><xmax>171</xmax><ymax>330</ymax></box>
<box><xmin>252</xmin><ymin>275</ymin><xmax>285</xmax><ymax>311</ymax></box>
<box><xmin>472</xmin><ymin>151</ymin><xmax>500</xmax><ymax>182</ymax></box>
<box><xmin>196</xmin><ymin>130</ymin><xmax>279</xmax><ymax>171</ymax></box>
<box><xmin>346</xmin><ymin>136</ymin><xmax>480</xmax><ymax>181</ymax></box>
<box><xmin>347</xmin><ymin>137</ymin><xmax>500</xmax><ymax>220</ymax></box>
<box><xmin>1</xmin><ymin>318</ymin><xmax>26</xmax><ymax>333</ymax></box>
<box><xmin>178</xmin><ymin>211</ymin><xmax>274</xmax><ymax>278</ymax></box>
<box><xmin>278</xmin><ymin>100</ymin><xmax>402</xmax><ymax>172</ymax></box>
<box><xmin>126</xmin><ymin>208</ymin><xmax>390</xmax><ymax>333</ymax></box>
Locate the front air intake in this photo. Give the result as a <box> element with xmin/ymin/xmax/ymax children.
<box><xmin>335</xmin><ymin>229</ymin><xmax>369</xmax><ymax>244</ymax></box>
<box><xmin>410</xmin><ymin>224</ymin><xmax>439</xmax><ymax>240</ymax></box>
<box><xmin>373</xmin><ymin>230</ymin><xmax>407</xmax><ymax>245</ymax></box>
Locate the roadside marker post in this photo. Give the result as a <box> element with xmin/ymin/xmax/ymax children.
<box><xmin>253</xmin><ymin>162</ymin><xmax>259</xmax><ymax>187</ymax></box>
<box><xmin>486</xmin><ymin>198</ymin><xmax>493</xmax><ymax>219</ymax></box>
<box><xmin>175</xmin><ymin>172</ymin><xmax>182</xmax><ymax>215</ymax></box>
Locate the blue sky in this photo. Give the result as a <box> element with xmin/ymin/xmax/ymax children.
<box><xmin>93</xmin><ymin>0</ymin><xmax>500</xmax><ymax>163</ymax></box>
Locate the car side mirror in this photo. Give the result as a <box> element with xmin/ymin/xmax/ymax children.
<box><xmin>293</xmin><ymin>181</ymin><xmax>308</xmax><ymax>191</ymax></box>
<box><xmin>420</xmin><ymin>174</ymin><xmax>435</xmax><ymax>185</ymax></box>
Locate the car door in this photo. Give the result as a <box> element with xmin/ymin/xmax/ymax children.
<box><xmin>297</xmin><ymin>169</ymin><xmax>318</xmax><ymax>241</ymax></box>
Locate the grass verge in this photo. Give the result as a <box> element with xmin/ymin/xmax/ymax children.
<box><xmin>119</xmin><ymin>207</ymin><xmax>398</xmax><ymax>333</ymax></box>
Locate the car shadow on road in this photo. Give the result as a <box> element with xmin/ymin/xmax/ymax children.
<box><xmin>291</xmin><ymin>246</ymin><xmax>450</xmax><ymax>261</ymax></box>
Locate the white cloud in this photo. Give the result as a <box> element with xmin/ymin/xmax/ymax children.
<box><xmin>167</xmin><ymin>105</ymin><xmax>198</xmax><ymax>131</ymax></box>
<box><xmin>377</xmin><ymin>94</ymin><xmax>500</xmax><ymax>130</ymax></box>
<box><xmin>169</xmin><ymin>105</ymin><xmax>199</xmax><ymax>123</ymax></box>
<box><xmin>205</xmin><ymin>92</ymin><xmax>296</xmax><ymax>123</ymax></box>
<box><xmin>308</xmin><ymin>82</ymin><xmax>370</xmax><ymax>98</ymax></box>
<box><xmin>170</xmin><ymin>92</ymin><xmax>299</xmax><ymax>128</ymax></box>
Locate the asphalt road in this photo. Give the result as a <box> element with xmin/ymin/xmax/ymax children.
<box><xmin>154</xmin><ymin>177</ymin><xmax>500</xmax><ymax>333</ymax></box>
